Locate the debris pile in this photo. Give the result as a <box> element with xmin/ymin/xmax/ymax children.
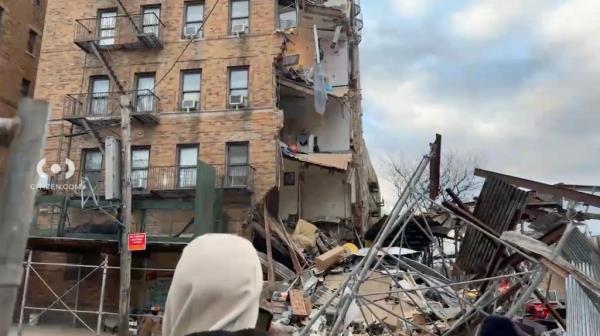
<box><xmin>252</xmin><ymin>139</ymin><xmax>600</xmax><ymax>336</ymax></box>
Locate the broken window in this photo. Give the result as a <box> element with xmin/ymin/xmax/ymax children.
<box><xmin>97</xmin><ymin>9</ymin><xmax>117</xmax><ymax>46</ymax></box>
<box><xmin>278</xmin><ymin>0</ymin><xmax>297</xmax><ymax>29</ymax></box>
<box><xmin>83</xmin><ymin>149</ymin><xmax>102</xmax><ymax>186</ymax></box>
<box><xmin>27</xmin><ymin>29</ymin><xmax>37</xmax><ymax>54</ymax></box>
<box><xmin>134</xmin><ymin>73</ymin><xmax>155</xmax><ymax>112</ymax></box>
<box><xmin>226</xmin><ymin>142</ymin><xmax>249</xmax><ymax>187</ymax></box>
<box><xmin>178</xmin><ymin>145</ymin><xmax>198</xmax><ymax>188</ymax></box>
<box><xmin>89</xmin><ymin>76</ymin><xmax>109</xmax><ymax>115</ymax></box>
<box><xmin>142</xmin><ymin>6</ymin><xmax>161</xmax><ymax>36</ymax></box>
<box><xmin>184</xmin><ymin>2</ymin><xmax>204</xmax><ymax>37</ymax></box>
<box><xmin>132</xmin><ymin>147</ymin><xmax>150</xmax><ymax>190</ymax></box>
<box><xmin>180</xmin><ymin>70</ymin><xmax>201</xmax><ymax>110</ymax></box>
<box><xmin>230</xmin><ymin>0</ymin><xmax>249</xmax><ymax>34</ymax></box>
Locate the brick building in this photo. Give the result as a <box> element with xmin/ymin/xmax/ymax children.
<box><xmin>0</xmin><ymin>0</ymin><xmax>46</xmax><ymax>190</ymax></box>
<box><xmin>20</xmin><ymin>0</ymin><xmax>381</xmax><ymax>331</ymax></box>
<box><xmin>0</xmin><ymin>0</ymin><xmax>46</xmax><ymax>117</ymax></box>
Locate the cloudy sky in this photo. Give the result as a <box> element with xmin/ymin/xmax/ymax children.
<box><xmin>360</xmin><ymin>0</ymin><xmax>600</xmax><ymax>210</ymax></box>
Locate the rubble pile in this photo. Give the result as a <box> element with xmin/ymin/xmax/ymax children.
<box><xmin>252</xmin><ymin>142</ymin><xmax>600</xmax><ymax>336</ymax></box>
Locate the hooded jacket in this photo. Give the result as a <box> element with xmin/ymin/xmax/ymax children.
<box><xmin>162</xmin><ymin>234</ymin><xmax>264</xmax><ymax>336</ymax></box>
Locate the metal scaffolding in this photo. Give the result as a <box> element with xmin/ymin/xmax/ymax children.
<box><xmin>17</xmin><ymin>251</ymin><xmax>175</xmax><ymax>336</ymax></box>
<box><xmin>294</xmin><ymin>142</ymin><xmax>598</xmax><ymax>336</ymax></box>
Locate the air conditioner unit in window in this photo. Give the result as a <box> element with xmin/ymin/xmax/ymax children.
<box><xmin>229</xmin><ymin>95</ymin><xmax>247</xmax><ymax>108</ymax></box>
<box><xmin>232</xmin><ymin>24</ymin><xmax>247</xmax><ymax>36</ymax></box>
<box><xmin>181</xmin><ymin>99</ymin><xmax>198</xmax><ymax>111</ymax></box>
<box><xmin>184</xmin><ymin>26</ymin><xmax>201</xmax><ymax>39</ymax></box>
<box><xmin>132</xmin><ymin>177</ymin><xmax>146</xmax><ymax>190</ymax></box>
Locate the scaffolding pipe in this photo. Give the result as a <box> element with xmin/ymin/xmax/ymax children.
<box><xmin>327</xmin><ymin>152</ymin><xmax>431</xmax><ymax>335</ymax></box>
<box><xmin>97</xmin><ymin>254</ymin><xmax>109</xmax><ymax>335</ymax></box>
<box><xmin>17</xmin><ymin>251</ymin><xmax>32</xmax><ymax>336</ymax></box>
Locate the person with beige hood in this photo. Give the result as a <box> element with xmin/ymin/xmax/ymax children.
<box><xmin>162</xmin><ymin>234</ymin><xmax>267</xmax><ymax>336</ymax></box>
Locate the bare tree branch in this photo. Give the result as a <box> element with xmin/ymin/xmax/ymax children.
<box><xmin>384</xmin><ymin>150</ymin><xmax>483</xmax><ymax>204</ymax></box>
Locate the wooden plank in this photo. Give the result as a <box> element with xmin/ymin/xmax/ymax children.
<box><xmin>289</xmin><ymin>289</ymin><xmax>309</xmax><ymax>318</ymax></box>
<box><xmin>263</xmin><ymin>205</ymin><xmax>275</xmax><ymax>288</ymax></box>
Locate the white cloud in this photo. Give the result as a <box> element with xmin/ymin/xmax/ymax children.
<box><xmin>537</xmin><ymin>0</ymin><xmax>600</xmax><ymax>71</ymax></box>
<box><xmin>361</xmin><ymin>0</ymin><xmax>600</xmax><ymax>212</ymax></box>
<box><xmin>451</xmin><ymin>0</ymin><xmax>543</xmax><ymax>41</ymax></box>
<box><xmin>390</xmin><ymin>0</ymin><xmax>432</xmax><ymax>17</ymax></box>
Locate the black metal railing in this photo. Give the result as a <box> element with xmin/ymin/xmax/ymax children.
<box><xmin>215</xmin><ymin>164</ymin><xmax>255</xmax><ymax>190</ymax></box>
<box><xmin>145</xmin><ymin>166</ymin><xmax>197</xmax><ymax>191</ymax></box>
<box><xmin>40</xmin><ymin>164</ymin><xmax>255</xmax><ymax>196</ymax></box>
<box><xmin>74</xmin><ymin>13</ymin><xmax>165</xmax><ymax>49</ymax></box>
<box><xmin>63</xmin><ymin>90</ymin><xmax>160</xmax><ymax>119</ymax></box>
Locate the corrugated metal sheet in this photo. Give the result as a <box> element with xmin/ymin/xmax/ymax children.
<box><xmin>562</xmin><ymin>228</ymin><xmax>600</xmax><ymax>281</ymax></box>
<box><xmin>566</xmin><ymin>265</ymin><xmax>600</xmax><ymax>336</ymax></box>
<box><xmin>456</xmin><ymin>177</ymin><xmax>529</xmax><ymax>273</ymax></box>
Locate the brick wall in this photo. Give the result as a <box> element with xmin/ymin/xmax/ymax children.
<box><xmin>0</xmin><ymin>0</ymin><xmax>46</xmax><ymax>117</ymax></box>
<box><xmin>35</xmin><ymin>0</ymin><xmax>287</xmax><ymax>232</ymax></box>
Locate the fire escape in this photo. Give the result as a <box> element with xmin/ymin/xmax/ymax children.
<box><xmin>45</xmin><ymin>1</ymin><xmax>165</xmax><ymax>205</ymax></box>
<box><xmin>58</xmin><ymin>1</ymin><xmax>163</xmax><ymax>175</ymax></box>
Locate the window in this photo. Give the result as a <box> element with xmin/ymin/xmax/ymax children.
<box><xmin>89</xmin><ymin>76</ymin><xmax>110</xmax><ymax>115</ymax></box>
<box><xmin>132</xmin><ymin>148</ymin><xmax>150</xmax><ymax>190</ymax></box>
<box><xmin>178</xmin><ymin>146</ymin><xmax>198</xmax><ymax>188</ymax></box>
<box><xmin>278</xmin><ymin>0</ymin><xmax>297</xmax><ymax>29</ymax></box>
<box><xmin>228</xmin><ymin>67</ymin><xmax>248</xmax><ymax>105</ymax></box>
<box><xmin>20</xmin><ymin>79</ymin><xmax>31</xmax><ymax>97</ymax></box>
<box><xmin>226</xmin><ymin>143</ymin><xmax>248</xmax><ymax>187</ymax></box>
<box><xmin>98</xmin><ymin>9</ymin><xmax>117</xmax><ymax>46</ymax></box>
<box><xmin>0</xmin><ymin>7</ymin><xmax>4</xmax><ymax>35</ymax></box>
<box><xmin>142</xmin><ymin>6</ymin><xmax>161</xmax><ymax>36</ymax></box>
<box><xmin>180</xmin><ymin>71</ymin><xmax>201</xmax><ymax>110</ymax></box>
<box><xmin>32</xmin><ymin>0</ymin><xmax>41</xmax><ymax>6</ymax></box>
<box><xmin>230</xmin><ymin>0</ymin><xmax>249</xmax><ymax>34</ymax></box>
<box><xmin>27</xmin><ymin>30</ymin><xmax>37</xmax><ymax>54</ymax></box>
<box><xmin>83</xmin><ymin>150</ymin><xmax>103</xmax><ymax>186</ymax></box>
<box><xmin>135</xmin><ymin>73</ymin><xmax>155</xmax><ymax>113</ymax></box>
<box><xmin>184</xmin><ymin>2</ymin><xmax>204</xmax><ymax>37</ymax></box>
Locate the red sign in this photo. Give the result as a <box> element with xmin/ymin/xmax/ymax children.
<box><xmin>128</xmin><ymin>233</ymin><xmax>147</xmax><ymax>251</ymax></box>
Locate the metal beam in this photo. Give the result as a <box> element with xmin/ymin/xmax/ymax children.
<box><xmin>474</xmin><ymin>168</ymin><xmax>600</xmax><ymax>208</ymax></box>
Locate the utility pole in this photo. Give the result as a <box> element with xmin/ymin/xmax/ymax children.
<box><xmin>118</xmin><ymin>95</ymin><xmax>132</xmax><ymax>336</ymax></box>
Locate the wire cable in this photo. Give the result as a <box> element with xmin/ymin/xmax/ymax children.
<box><xmin>152</xmin><ymin>0</ymin><xmax>220</xmax><ymax>90</ymax></box>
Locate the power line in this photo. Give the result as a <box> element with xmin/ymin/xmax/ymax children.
<box><xmin>152</xmin><ymin>0</ymin><xmax>220</xmax><ymax>90</ymax></box>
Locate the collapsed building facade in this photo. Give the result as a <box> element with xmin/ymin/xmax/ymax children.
<box><xmin>18</xmin><ymin>0</ymin><xmax>381</xmax><ymax>331</ymax></box>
